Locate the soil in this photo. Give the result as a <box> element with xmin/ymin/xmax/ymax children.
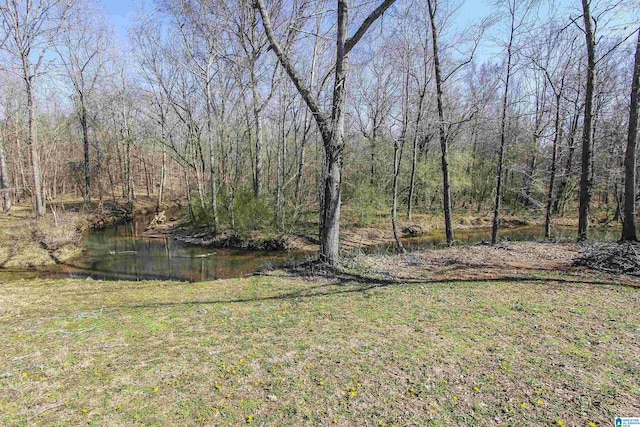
<box><xmin>351</xmin><ymin>241</ymin><xmax>639</xmax><ymax>287</ymax></box>
<box><xmin>0</xmin><ymin>197</ymin><xmax>165</xmax><ymax>269</ymax></box>
<box><xmin>171</xmin><ymin>228</ymin><xmax>318</xmax><ymax>252</ymax></box>
<box><xmin>148</xmin><ymin>211</ymin><xmax>613</xmax><ymax>254</ymax></box>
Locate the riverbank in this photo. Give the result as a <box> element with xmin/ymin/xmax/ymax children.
<box><xmin>167</xmin><ymin>210</ymin><xmax>618</xmax><ymax>253</ymax></box>
<box><xmin>0</xmin><ymin>198</ymin><xmax>159</xmax><ymax>269</ymax></box>
<box><xmin>1</xmin><ymin>255</ymin><xmax>638</xmax><ymax>425</ymax></box>
<box><xmin>0</xmin><ymin>199</ymin><xmax>622</xmax><ymax>271</ymax></box>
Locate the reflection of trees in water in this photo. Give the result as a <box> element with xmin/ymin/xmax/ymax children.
<box><xmin>78</xmin><ymin>220</ymin><xmax>295</xmax><ymax>281</ymax></box>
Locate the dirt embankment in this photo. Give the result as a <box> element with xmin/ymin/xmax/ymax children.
<box><xmin>171</xmin><ymin>228</ymin><xmax>318</xmax><ymax>252</ymax></box>
<box><xmin>0</xmin><ymin>199</ymin><xmax>159</xmax><ymax>269</ymax></box>
<box><xmin>0</xmin><ymin>206</ymin><xmax>90</xmax><ymax>268</ymax></box>
<box><xmin>167</xmin><ymin>223</ymin><xmax>429</xmax><ymax>252</ymax></box>
<box><xmin>157</xmin><ymin>212</ymin><xmax>572</xmax><ymax>253</ymax></box>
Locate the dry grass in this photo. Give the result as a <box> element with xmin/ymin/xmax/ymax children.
<box><xmin>0</xmin><ymin>198</ymin><xmax>154</xmax><ymax>269</ymax></box>
<box><xmin>0</xmin><ymin>206</ymin><xmax>57</xmax><ymax>268</ymax></box>
<box><xmin>354</xmin><ymin>242</ymin><xmax>581</xmax><ymax>281</ymax></box>
<box><xmin>1</xmin><ymin>268</ymin><xmax>639</xmax><ymax>426</ymax></box>
<box><xmin>0</xmin><ymin>206</ymin><xmax>91</xmax><ymax>268</ymax></box>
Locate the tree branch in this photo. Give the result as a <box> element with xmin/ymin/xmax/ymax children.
<box><xmin>253</xmin><ymin>0</ymin><xmax>330</xmax><ymax>141</ymax></box>
<box><xmin>344</xmin><ymin>0</ymin><xmax>397</xmax><ymax>54</ymax></box>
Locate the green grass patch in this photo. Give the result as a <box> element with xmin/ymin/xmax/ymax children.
<box><xmin>0</xmin><ymin>275</ymin><xmax>638</xmax><ymax>426</ymax></box>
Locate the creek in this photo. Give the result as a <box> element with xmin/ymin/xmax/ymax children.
<box><xmin>1</xmin><ymin>214</ymin><xmax>621</xmax><ymax>282</ymax></box>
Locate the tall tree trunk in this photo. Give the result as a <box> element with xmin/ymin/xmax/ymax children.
<box><xmin>255</xmin><ymin>0</ymin><xmax>396</xmax><ymax>265</ymax></box>
<box><xmin>142</xmin><ymin>157</ymin><xmax>151</xmax><ymax>196</ymax></box>
<box><xmin>578</xmin><ymin>0</ymin><xmax>596</xmax><ymax>241</ymax></box>
<box><xmin>115</xmin><ymin>137</ymin><xmax>126</xmax><ymax>199</ymax></box>
<box><xmin>193</xmin><ymin>131</ymin><xmax>207</xmax><ymax>211</ymax></box>
<box><xmin>407</xmin><ymin>84</ymin><xmax>427</xmax><ymax>220</ymax></box>
<box><xmin>275</xmin><ymin>97</ymin><xmax>285</xmax><ymax>227</ymax></box>
<box><xmin>157</xmin><ymin>140</ymin><xmax>166</xmax><ymax>213</ymax></box>
<box><xmin>251</xmin><ymin>64</ymin><xmax>264</xmax><ymax>198</ymax></box>
<box><xmin>317</xmin><ymin>0</ymin><xmax>352</xmax><ymax>264</ymax></box>
<box><xmin>80</xmin><ymin>95</ymin><xmax>91</xmax><ymax>205</ymax></box>
<box><xmin>521</xmin><ymin>151</ymin><xmax>537</xmax><ymax>207</ymax></box>
<box><xmin>184</xmin><ymin>168</ymin><xmax>195</xmax><ymax>223</ymax></box>
<box><xmin>392</xmin><ymin>59</ymin><xmax>410</xmax><ymax>253</ymax></box>
<box><xmin>553</xmin><ymin>113</ymin><xmax>578</xmax><ymax>215</ymax></box>
<box><xmin>295</xmin><ymin>122</ymin><xmax>309</xmax><ymax>201</ymax></box>
<box><xmin>295</xmin><ymin>15</ymin><xmax>320</xmax><ymax>202</ymax></box>
<box><xmin>622</xmin><ymin>29</ymin><xmax>640</xmax><ymax>241</ymax></box>
<box><xmin>545</xmin><ymin>93</ymin><xmax>562</xmax><ymax>238</ymax></box>
<box><xmin>491</xmin><ymin>7</ymin><xmax>515</xmax><ymax>245</ymax></box>
<box><xmin>205</xmin><ymin>72</ymin><xmax>219</xmax><ymax>231</ymax></box>
<box><xmin>407</xmin><ymin>39</ymin><xmax>429</xmax><ymax>221</ymax></box>
<box><xmin>25</xmin><ymin>74</ymin><xmax>45</xmax><ymax>216</ymax></box>
<box><xmin>392</xmin><ymin>140</ymin><xmax>405</xmax><ymax>253</ymax></box>
<box><xmin>0</xmin><ymin>137</ymin><xmax>11</xmax><ymax>212</ymax></box>
<box><xmin>125</xmin><ymin>136</ymin><xmax>134</xmax><ymax>204</ymax></box>
<box><xmin>428</xmin><ymin>0</ymin><xmax>454</xmax><ymax>245</ymax></box>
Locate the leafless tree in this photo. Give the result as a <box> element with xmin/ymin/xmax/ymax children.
<box><xmin>0</xmin><ymin>0</ymin><xmax>75</xmax><ymax>216</ymax></box>
<box><xmin>255</xmin><ymin>0</ymin><xmax>397</xmax><ymax>264</ymax></box>
<box><xmin>622</xmin><ymin>28</ymin><xmax>640</xmax><ymax>241</ymax></box>
<box><xmin>56</xmin><ymin>0</ymin><xmax>110</xmax><ymax>205</ymax></box>
<box><xmin>491</xmin><ymin>0</ymin><xmax>537</xmax><ymax>244</ymax></box>
<box><xmin>577</xmin><ymin>0</ymin><xmax>597</xmax><ymax>241</ymax></box>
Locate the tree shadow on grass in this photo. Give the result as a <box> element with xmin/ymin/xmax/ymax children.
<box><xmin>126</xmin><ymin>267</ymin><xmax>634</xmax><ymax>311</ymax></box>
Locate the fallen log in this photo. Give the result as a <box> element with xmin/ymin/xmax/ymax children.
<box><xmin>109</xmin><ymin>250</ymin><xmax>138</xmax><ymax>255</ymax></box>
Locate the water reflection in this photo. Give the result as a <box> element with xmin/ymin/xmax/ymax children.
<box><xmin>0</xmin><ymin>213</ymin><xmax>621</xmax><ymax>283</ymax></box>
<box><xmin>65</xmin><ymin>215</ymin><xmax>303</xmax><ymax>282</ymax></box>
<box><xmin>381</xmin><ymin>224</ymin><xmax>620</xmax><ymax>253</ymax></box>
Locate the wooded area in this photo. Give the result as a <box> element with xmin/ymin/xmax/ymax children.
<box><xmin>0</xmin><ymin>0</ymin><xmax>639</xmax><ymax>263</ymax></box>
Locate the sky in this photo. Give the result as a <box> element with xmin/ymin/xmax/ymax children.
<box><xmin>97</xmin><ymin>0</ymin><xmax>144</xmax><ymax>40</ymax></box>
<box><xmin>97</xmin><ymin>0</ymin><xmax>634</xmax><ymax>54</ymax></box>
<box><xmin>99</xmin><ymin>0</ymin><xmax>502</xmax><ymax>42</ymax></box>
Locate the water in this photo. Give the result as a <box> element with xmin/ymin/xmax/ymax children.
<box><xmin>375</xmin><ymin>224</ymin><xmax>621</xmax><ymax>253</ymax></box>
<box><xmin>0</xmin><ymin>211</ymin><xmax>300</xmax><ymax>283</ymax></box>
<box><xmin>56</xmin><ymin>215</ymin><xmax>305</xmax><ymax>282</ymax></box>
<box><xmin>71</xmin><ymin>220</ymin><xmax>618</xmax><ymax>280</ymax></box>
<box><xmin>0</xmin><ymin>214</ymin><xmax>621</xmax><ymax>282</ymax></box>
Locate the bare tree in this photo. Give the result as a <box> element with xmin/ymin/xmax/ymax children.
<box><xmin>427</xmin><ymin>0</ymin><xmax>454</xmax><ymax>245</ymax></box>
<box><xmin>228</xmin><ymin>0</ymin><xmax>272</xmax><ymax>198</ymax></box>
<box><xmin>622</xmin><ymin>28</ymin><xmax>640</xmax><ymax>241</ymax></box>
<box><xmin>491</xmin><ymin>0</ymin><xmax>536</xmax><ymax>244</ymax></box>
<box><xmin>553</xmin><ymin>72</ymin><xmax>582</xmax><ymax>216</ymax></box>
<box><xmin>255</xmin><ymin>0</ymin><xmax>397</xmax><ymax>265</ymax></box>
<box><xmin>577</xmin><ymin>0</ymin><xmax>596</xmax><ymax>241</ymax></box>
<box><xmin>0</xmin><ymin>0</ymin><xmax>75</xmax><ymax>216</ymax></box>
<box><xmin>354</xmin><ymin>52</ymin><xmax>394</xmax><ymax>187</ymax></box>
<box><xmin>389</xmin><ymin>40</ymin><xmax>409</xmax><ymax>254</ymax></box>
<box><xmin>57</xmin><ymin>0</ymin><xmax>110</xmax><ymax>205</ymax></box>
<box><xmin>526</xmin><ymin>22</ymin><xmax>580</xmax><ymax>238</ymax></box>
<box><xmin>0</xmin><ymin>129</ymin><xmax>10</xmax><ymax>212</ymax></box>
<box><xmin>163</xmin><ymin>0</ymin><xmax>225</xmax><ymax>230</ymax></box>
<box><xmin>406</xmin><ymin>17</ymin><xmax>431</xmax><ymax>222</ymax></box>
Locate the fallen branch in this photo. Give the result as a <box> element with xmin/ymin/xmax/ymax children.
<box><xmin>27</xmin><ymin>401</ymin><xmax>67</xmax><ymax>422</ymax></box>
<box><xmin>574</xmin><ymin>242</ymin><xmax>640</xmax><ymax>276</ymax></box>
<box><xmin>109</xmin><ymin>250</ymin><xmax>137</xmax><ymax>255</ymax></box>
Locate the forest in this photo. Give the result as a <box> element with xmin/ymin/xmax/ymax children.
<box><xmin>0</xmin><ymin>0</ymin><xmax>639</xmax><ymax>263</ymax></box>
<box><xmin>4</xmin><ymin>1</ymin><xmax>640</xmax><ymax>425</ymax></box>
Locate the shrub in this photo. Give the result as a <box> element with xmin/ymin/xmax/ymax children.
<box><xmin>343</xmin><ymin>181</ymin><xmax>386</xmax><ymax>227</ymax></box>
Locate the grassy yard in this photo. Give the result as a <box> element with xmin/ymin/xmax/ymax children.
<box><xmin>1</xmin><ymin>269</ymin><xmax>639</xmax><ymax>426</ymax></box>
